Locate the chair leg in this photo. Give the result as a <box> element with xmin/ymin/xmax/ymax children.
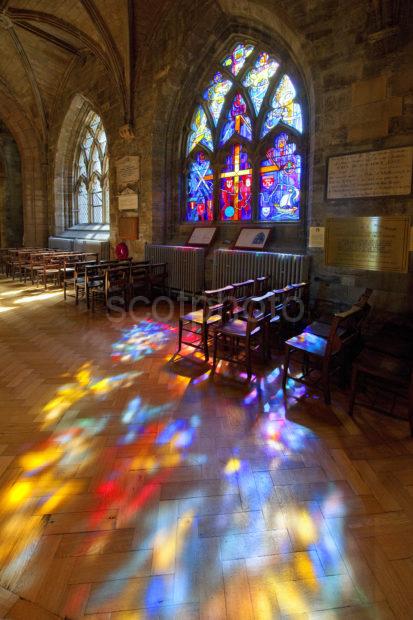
<box><xmin>349</xmin><ymin>365</ymin><xmax>358</xmax><ymax>417</ymax></box>
<box><xmin>75</xmin><ymin>286</ymin><xmax>79</xmax><ymax>305</ymax></box>
<box><xmin>322</xmin><ymin>361</ymin><xmax>331</xmax><ymax>405</ymax></box>
<box><xmin>203</xmin><ymin>324</ymin><xmax>209</xmax><ymax>362</ymax></box>
<box><xmin>246</xmin><ymin>339</ymin><xmax>252</xmax><ymax>382</ymax></box>
<box><xmin>177</xmin><ymin>319</ymin><xmax>183</xmax><ymax>352</ymax></box>
<box><xmin>211</xmin><ymin>332</ymin><xmax>218</xmax><ymax>376</ymax></box>
<box><xmin>282</xmin><ymin>346</ymin><xmax>291</xmax><ymax>389</ymax></box>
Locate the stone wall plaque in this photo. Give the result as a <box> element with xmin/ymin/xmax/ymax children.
<box><xmin>325</xmin><ymin>216</ymin><xmax>410</xmax><ymax>273</ymax></box>
<box><xmin>327</xmin><ymin>147</ymin><xmax>413</xmax><ymax>199</ymax></box>
<box><xmin>116</xmin><ymin>155</ymin><xmax>140</xmax><ymax>187</ymax></box>
<box><xmin>118</xmin><ymin>188</ymin><xmax>138</xmax><ymax>211</ymax></box>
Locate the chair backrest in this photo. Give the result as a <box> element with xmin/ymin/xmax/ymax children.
<box><xmin>254</xmin><ymin>275</ymin><xmax>270</xmax><ymax>295</ymax></box>
<box><xmin>326</xmin><ymin>305</ymin><xmax>368</xmax><ymax>359</ymax></box>
<box><xmin>232</xmin><ymin>279</ymin><xmax>255</xmax><ymax>303</ymax></box>
<box><xmin>246</xmin><ymin>291</ymin><xmax>276</xmax><ymax>322</ymax></box>
<box><xmin>203</xmin><ymin>285</ymin><xmax>234</xmax><ymax>319</ymax></box>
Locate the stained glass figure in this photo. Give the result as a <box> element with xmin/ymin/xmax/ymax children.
<box><xmin>187</xmin><ymin>106</ymin><xmax>213</xmax><ymax>154</ymax></box>
<box><xmin>186</xmin><ymin>152</ymin><xmax>214</xmax><ymax>222</ymax></box>
<box><xmin>222</xmin><ymin>42</ymin><xmax>255</xmax><ymax>76</ymax></box>
<box><xmin>220</xmin><ymin>144</ymin><xmax>252</xmax><ymax>221</ymax></box>
<box><xmin>243</xmin><ymin>52</ymin><xmax>279</xmax><ymax>114</ymax></box>
<box><xmin>259</xmin><ymin>133</ymin><xmax>301</xmax><ymax>221</ymax></box>
<box><xmin>220</xmin><ymin>94</ymin><xmax>252</xmax><ymax>145</ymax></box>
<box><xmin>262</xmin><ymin>74</ymin><xmax>303</xmax><ymax>137</ymax></box>
<box><xmin>203</xmin><ymin>72</ymin><xmax>232</xmax><ymax>125</ymax></box>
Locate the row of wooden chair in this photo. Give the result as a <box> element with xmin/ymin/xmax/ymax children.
<box><xmin>176</xmin><ymin>276</ymin><xmax>309</xmax><ymax>378</ymax></box>
<box><xmin>66</xmin><ymin>259</ymin><xmax>168</xmax><ymax>312</ymax></box>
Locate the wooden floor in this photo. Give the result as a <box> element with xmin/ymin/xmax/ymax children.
<box><xmin>0</xmin><ymin>279</ymin><xmax>412</xmax><ymax>620</ymax></box>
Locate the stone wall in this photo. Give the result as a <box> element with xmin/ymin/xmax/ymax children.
<box><xmin>133</xmin><ymin>0</ymin><xmax>413</xmax><ymax>312</ymax></box>
<box><xmin>0</xmin><ymin>120</ymin><xmax>23</xmax><ymax>247</ymax></box>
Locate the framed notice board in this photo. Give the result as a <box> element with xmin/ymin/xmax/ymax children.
<box><xmin>325</xmin><ymin>216</ymin><xmax>410</xmax><ymax>273</ymax></box>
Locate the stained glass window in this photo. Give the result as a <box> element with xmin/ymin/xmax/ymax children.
<box><xmin>259</xmin><ymin>133</ymin><xmax>301</xmax><ymax>222</ymax></box>
<box><xmin>187</xmin><ymin>106</ymin><xmax>213</xmax><ymax>154</ymax></box>
<box><xmin>186</xmin><ymin>152</ymin><xmax>214</xmax><ymax>222</ymax></box>
<box><xmin>72</xmin><ymin>111</ymin><xmax>109</xmax><ymax>225</ymax></box>
<box><xmin>262</xmin><ymin>74</ymin><xmax>303</xmax><ymax>137</ymax></box>
<box><xmin>220</xmin><ymin>94</ymin><xmax>252</xmax><ymax>145</ymax></box>
<box><xmin>203</xmin><ymin>72</ymin><xmax>232</xmax><ymax>125</ymax></box>
<box><xmin>220</xmin><ymin>144</ymin><xmax>252</xmax><ymax>221</ymax></box>
<box><xmin>242</xmin><ymin>52</ymin><xmax>279</xmax><ymax>114</ymax></box>
<box><xmin>222</xmin><ymin>42</ymin><xmax>254</xmax><ymax>76</ymax></box>
<box><xmin>184</xmin><ymin>41</ymin><xmax>305</xmax><ymax>223</ymax></box>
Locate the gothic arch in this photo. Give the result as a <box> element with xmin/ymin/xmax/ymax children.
<box><xmin>0</xmin><ymin>86</ymin><xmax>47</xmax><ymax>246</ymax></box>
<box><xmin>135</xmin><ymin>0</ymin><xmax>315</xmax><ymax>245</ymax></box>
<box><xmin>53</xmin><ymin>93</ymin><xmax>110</xmax><ymax>235</ymax></box>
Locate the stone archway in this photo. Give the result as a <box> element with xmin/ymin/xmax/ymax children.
<box><xmin>0</xmin><ymin>89</ymin><xmax>47</xmax><ymax>247</ymax></box>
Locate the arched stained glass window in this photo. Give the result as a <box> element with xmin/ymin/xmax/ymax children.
<box><xmin>184</xmin><ymin>40</ymin><xmax>305</xmax><ymax>222</ymax></box>
<box><xmin>72</xmin><ymin>111</ymin><xmax>109</xmax><ymax>225</ymax></box>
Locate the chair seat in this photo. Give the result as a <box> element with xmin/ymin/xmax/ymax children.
<box><xmin>217</xmin><ymin>319</ymin><xmax>260</xmax><ymax>338</ymax></box>
<box><xmin>286</xmin><ymin>331</ymin><xmax>327</xmax><ymax>357</ymax></box>
<box><xmin>181</xmin><ymin>309</ymin><xmax>222</xmax><ymax>325</ymax></box>
<box><xmin>304</xmin><ymin>321</ymin><xmax>345</xmax><ymax>339</ymax></box>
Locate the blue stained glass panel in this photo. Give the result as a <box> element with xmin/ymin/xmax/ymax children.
<box><xmin>186</xmin><ymin>152</ymin><xmax>214</xmax><ymax>222</ymax></box>
<box><xmin>220</xmin><ymin>94</ymin><xmax>252</xmax><ymax>146</ymax></box>
<box><xmin>243</xmin><ymin>52</ymin><xmax>279</xmax><ymax>114</ymax></box>
<box><xmin>203</xmin><ymin>72</ymin><xmax>232</xmax><ymax>125</ymax></box>
<box><xmin>259</xmin><ymin>133</ymin><xmax>301</xmax><ymax>222</ymax></box>
<box><xmin>261</xmin><ymin>74</ymin><xmax>303</xmax><ymax>137</ymax></box>
<box><xmin>222</xmin><ymin>42</ymin><xmax>255</xmax><ymax>76</ymax></box>
<box><xmin>187</xmin><ymin>106</ymin><xmax>213</xmax><ymax>154</ymax></box>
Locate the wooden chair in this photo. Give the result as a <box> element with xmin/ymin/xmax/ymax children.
<box><xmin>148</xmin><ymin>262</ymin><xmax>168</xmax><ymax>298</ymax></box>
<box><xmin>211</xmin><ymin>293</ymin><xmax>271</xmax><ymax>381</ymax></box>
<box><xmin>282</xmin><ymin>304</ymin><xmax>367</xmax><ymax>404</ymax></box>
<box><xmin>254</xmin><ymin>275</ymin><xmax>270</xmax><ymax>296</ymax></box>
<box><xmin>306</xmin><ymin>288</ymin><xmax>373</xmax><ymax>339</ymax></box>
<box><xmin>65</xmin><ymin>259</ymin><xmax>98</xmax><ymax>300</ymax></box>
<box><xmin>91</xmin><ymin>265</ymin><xmax>129</xmax><ymax>312</ymax></box>
<box><xmin>129</xmin><ymin>263</ymin><xmax>151</xmax><ymax>302</ymax></box>
<box><xmin>176</xmin><ymin>286</ymin><xmax>234</xmax><ymax>362</ymax></box>
<box><xmin>231</xmin><ymin>279</ymin><xmax>255</xmax><ymax>317</ymax></box>
<box><xmin>349</xmin><ymin>350</ymin><xmax>413</xmax><ymax>436</ymax></box>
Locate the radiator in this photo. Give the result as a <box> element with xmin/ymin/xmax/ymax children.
<box><xmin>212</xmin><ymin>249</ymin><xmax>310</xmax><ymax>289</ymax></box>
<box><xmin>144</xmin><ymin>244</ymin><xmax>205</xmax><ymax>295</ymax></box>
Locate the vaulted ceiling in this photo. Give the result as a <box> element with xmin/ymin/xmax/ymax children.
<box><xmin>0</xmin><ymin>0</ymin><xmax>173</xmax><ymax>141</ymax></box>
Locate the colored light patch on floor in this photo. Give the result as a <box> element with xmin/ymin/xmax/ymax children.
<box><xmin>111</xmin><ymin>320</ymin><xmax>174</xmax><ymax>363</ymax></box>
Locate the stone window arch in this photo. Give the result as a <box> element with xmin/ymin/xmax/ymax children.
<box><xmin>184</xmin><ymin>41</ymin><xmax>305</xmax><ymax>223</ymax></box>
<box><xmin>72</xmin><ymin>111</ymin><xmax>109</xmax><ymax>225</ymax></box>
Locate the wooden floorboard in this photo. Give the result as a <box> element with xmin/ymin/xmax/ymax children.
<box><xmin>0</xmin><ymin>278</ymin><xmax>412</xmax><ymax>619</ymax></box>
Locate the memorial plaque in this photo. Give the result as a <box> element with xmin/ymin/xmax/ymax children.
<box><xmin>327</xmin><ymin>147</ymin><xmax>413</xmax><ymax>199</ymax></box>
<box><xmin>118</xmin><ymin>188</ymin><xmax>138</xmax><ymax>211</ymax></box>
<box><xmin>309</xmin><ymin>226</ymin><xmax>325</xmax><ymax>248</ymax></box>
<box><xmin>116</xmin><ymin>156</ymin><xmax>140</xmax><ymax>187</ymax></box>
<box><xmin>325</xmin><ymin>216</ymin><xmax>410</xmax><ymax>273</ymax></box>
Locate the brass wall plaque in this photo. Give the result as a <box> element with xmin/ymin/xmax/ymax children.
<box><xmin>325</xmin><ymin>216</ymin><xmax>410</xmax><ymax>273</ymax></box>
